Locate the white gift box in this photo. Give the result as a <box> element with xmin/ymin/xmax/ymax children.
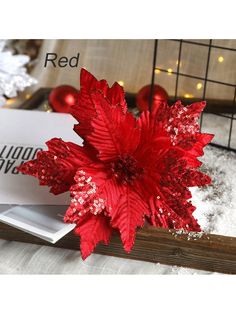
<box><xmin>0</xmin><ymin>109</ymin><xmax>83</xmax><ymax>242</ymax></box>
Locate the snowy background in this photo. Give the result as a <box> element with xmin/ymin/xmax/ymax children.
<box><xmin>192</xmin><ymin>145</ymin><xmax>236</xmax><ymax>237</ymax></box>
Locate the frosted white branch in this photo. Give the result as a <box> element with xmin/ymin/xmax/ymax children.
<box><xmin>0</xmin><ymin>40</ymin><xmax>37</xmax><ymax>106</ymax></box>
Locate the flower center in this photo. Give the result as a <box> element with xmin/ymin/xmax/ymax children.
<box><xmin>111</xmin><ymin>155</ymin><xmax>143</xmax><ymax>184</ymax></box>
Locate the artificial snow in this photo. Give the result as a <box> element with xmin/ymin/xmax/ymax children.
<box><xmin>0</xmin><ymin>40</ymin><xmax>37</xmax><ymax>106</ymax></box>
<box><xmin>192</xmin><ymin>145</ymin><xmax>236</xmax><ymax>237</ymax></box>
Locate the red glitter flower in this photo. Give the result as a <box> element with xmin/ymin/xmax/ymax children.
<box><xmin>18</xmin><ymin>69</ymin><xmax>213</xmax><ymax>259</ymax></box>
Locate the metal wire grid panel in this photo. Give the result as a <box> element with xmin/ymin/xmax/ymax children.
<box><xmin>150</xmin><ymin>39</ymin><xmax>236</xmax><ymax>153</ymax></box>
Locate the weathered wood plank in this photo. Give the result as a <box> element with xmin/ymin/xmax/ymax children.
<box><xmin>0</xmin><ymin>223</ymin><xmax>235</xmax><ymax>274</ymax></box>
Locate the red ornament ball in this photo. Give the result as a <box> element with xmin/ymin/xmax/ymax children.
<box><xmin>136</xmin><ymin>84</ymin><xmax>168</xmax><ymax>112</ymax></box>
<box><xmin>49</xmin><ymin>85</ymin><xmax>78</xmax><ymax>113</ymax></box>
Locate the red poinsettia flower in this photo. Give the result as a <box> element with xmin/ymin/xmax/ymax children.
<box><xmin>18</xmin><ymin>69</ymin><xmax>213</xmax><ymax>259</ymax></box>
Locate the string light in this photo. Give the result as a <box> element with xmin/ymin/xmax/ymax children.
<box><xmin>167</xmin><ymin>68</ymin><xmax>173</xmax><ymax>75</ymax></box>
<box><xmin>218</xmin><ymin>56</ymin><xmax>224</xmax><ymax>63</ymax></box>
<box><xmin>25</xmin><ymin>94</ymin><xmax>31</xmax><ymax>99</ymax></box>
<box><xmin>6</xmin><ymin>98</ymin><xmax>16</xmax><ymax>105</ymax></box>
<box><xmin>155</xmin><ymin>68</ymin><xmax>161</xmax><ymax>74</ymax></box>
<box><xmin>118</xmin><ymin>80</ymin><xmax>124</xmax><ymax>87</ymax></box>
<box><xmin>184</xmin><ymin>93</ymin><xmax>194</xmax><ymax>99</ymax></box>
<box><xmin>196</xmin><ymin>83</ymin><xmax>203</xmax><ymax>90</ymax></box>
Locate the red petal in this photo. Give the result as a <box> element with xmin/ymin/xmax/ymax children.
<box><xmin>88</xmin><ymin>91</ymin><xmax>140</xmax><ymax>161</ymax></box>
<box><xmin>187</xmin><ymin>101</ymin><xmax>206</xmax><ymax>115</ymax></box>
<box><xmin>18</xmin><ymin>138</ymin><xmax>93</xmax><ymax>195</ymax></box>
<box><xmin>110</xmin><ymin>186</ymin><xmax>149</xmax><ymax>252</ymax></box>
<box><xmin>149</xmin><ymin>196</ymin><xmax>201</xmax><ymax>232</ymax></box>
<box><xmin>106</xmin><ymin>82</ymin><xmax>127</xmax><ymax>112</ymax></box>
<box><xmin>135</xmin><ymin>110</ymin><xmax>171</xmax><ymax>169</ymax></box>
<box><xmin>188</xmin><ymin>133</ymin><xmax>214</xmax><ymax>156</ymax></box>
<box><xmin>181</xmin><ymin>170</ymin><xmax>212</xmax><ymax>187</ymax></box>
<box><xmin>79</xmin><ymin>69</ymin><xmax>127</xmax><ymax>111</ymax></box>
<box><xmin>102</xmin><ymin>177</ymin><xmax>124</xmax><ymax>212</ymax></box>
<box><xmin>80</xmin><ymin>68</ymin><xmax>109</xmax><ymax>94</ymax></box>
<box><xmin>64</xmin><ymin>168</ymin><xmax>108</xmax><ymax>224</ymax></box>
<box><xmin>153</xmin><ymin>100</ymin><xmax>206</xmax><ymax>147</ymax></box>
<box><xmin>72</xmin><ymin>69</ymin><xmax>127</xmax><ymax>140</ymax></box>
<box><xmin>74</xmin><ymin>213</ymin><xmax>112</xmax><ymax>260</ymax></box>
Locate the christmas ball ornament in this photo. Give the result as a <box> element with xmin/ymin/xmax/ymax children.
<box><xmin>49</xmin><ymin>85</ymin><xmax>78</xmax><ymax>113</ymax></box>
<box><xmin>136</xmin><ymin>84</ymin><xmax>168</xmax><ymax>112</ymax></box>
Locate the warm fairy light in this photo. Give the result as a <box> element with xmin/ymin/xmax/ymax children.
<box><xmin>167</xmin><ymin>68</ymin><xmax>173</xmax><ymax>75</ymax></box>
<box><xmin>155</xmin><ymin>68</ymin><xmax>161</xmax><ymax>74</ymax></box>
<box><xmin>38</xmin><ymin>103</ymin><xmax>53</xmax><ymax>113</ymax></box>
<box><xmin>176</xmin><ymin>60</ymin><xmax>182</xmax><ymax>67</ymax></box>
<box><xmin>6</xmin><ymin>98</ymin><xmax>16</xmax><ymax>105</ymax></box>
<box><xmin>196</xmin><ymin>83</ymin><xmax>203</xmax><ymax>90</ymax></box>
<box><xmin>118</xmin><ymin>80</ymin><xmax>124</xmax><ymax>87</ymax></box>
<box><xmin>184</xmin><ymin>93</ymin><xmax>194</xmax><ymax>99</ymax></box>
<box><xmin>218</xmin><ymin>56</ymin><xmax>224</xmax><ymax>63</ymax></box>
<box><xmin>25</xmin><ymin>94</ymin><xmax>31</xmax><ymax>99</ymax></box>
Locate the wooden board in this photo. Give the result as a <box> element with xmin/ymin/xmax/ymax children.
<box><xmin>0</xmin><ymin>222</ymin><xmax>236</xmax><ymax>274</ymax></box>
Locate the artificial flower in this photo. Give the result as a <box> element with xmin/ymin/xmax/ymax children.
<box><xmin>18</xmin><ymin>69</ymin><xmax>213</xmax><ymax>259</ymax></box>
